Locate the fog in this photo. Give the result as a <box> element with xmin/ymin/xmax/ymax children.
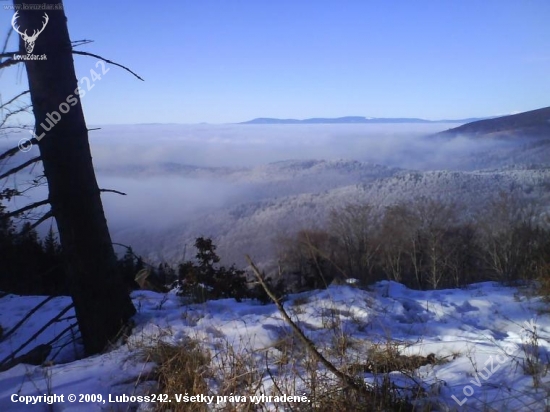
<box><xmin>87</xmin><ymin>123</ymin><xmax>502</xmax><ymax>170</ymax></box>
<box><xmin>0</xmin><ymin>123</ymin><xmax>524</xmax><ymax>250</ymax></box>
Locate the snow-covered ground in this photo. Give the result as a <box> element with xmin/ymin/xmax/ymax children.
<box><xmin>1</xmin><ymin>281</ymin><xmax>550</xmax><ymax>411</ymax></box>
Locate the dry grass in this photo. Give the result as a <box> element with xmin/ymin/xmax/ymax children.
<box><xmin>138</xmin><ymin>260</ymin><xmax>443</xmax><ymax>412</ymax></box>
<box><xmin>140</xmin><ymin>325</ymin><xmax>428</xmax><ymax>411</ymax></box>
<box><xmin>145</xmin><ymin>339</ymin><xmax>211</xmax><ymax>412</ymax></box>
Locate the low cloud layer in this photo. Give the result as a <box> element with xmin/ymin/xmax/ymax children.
<box><xmin>0</xmin><ymin>123</ymin><xmax>526</xmax><ymax>247</ymax></box>
<box><xmin>87</xmin><ymin>123</ymin><xmax>491</xmax><ymax>170</ymax></box>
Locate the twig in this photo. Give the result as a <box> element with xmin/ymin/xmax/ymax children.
<box><xmin>100</xmin><ymin>188</ymin><xmax>127</xmax><ymax>196</ymax></box>
<box><xmin>71</xmin><ymin>39</ymin><xmax>94</xmax><ymax>48</ymax></box>
<box><xmin>72</xmin><ymin>50</ymin><xmax>144</xmax><ymax>81</ymax></box>
<box><xmin>265</xmin><ymin>352</ymin><xmax>296</xmax><ymax>412</ymax></box>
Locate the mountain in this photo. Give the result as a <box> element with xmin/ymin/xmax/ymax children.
<box><xmin>437</xmin><ymin>106</ymin><xmax>550</xmax><ymax>139</ymax></box>
<box><xmin>108</xmin><ymin>159</ymin><xmax>550</xmax><ymax>268</ymax></box>
<box><xmin>240</xmin><ymin>116</ymin><xmax>487</xmax><ymax>125</ymax></box>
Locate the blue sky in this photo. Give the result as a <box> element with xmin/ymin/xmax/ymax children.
<box><xmin>1</xmin><ymin>0</ymin><xmax>549</xmax><ymax>124</ymax></box>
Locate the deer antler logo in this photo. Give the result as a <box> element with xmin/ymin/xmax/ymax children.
<box><xmin>11</xmin><ymin>12</ymin><xmax>49</xmax><ymax>54</ymax></box>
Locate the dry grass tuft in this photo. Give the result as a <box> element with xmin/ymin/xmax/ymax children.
<box><xmin>145</xmin><ymin>339</ymin><xmax>211</xmax><ymax>412</ymax></box>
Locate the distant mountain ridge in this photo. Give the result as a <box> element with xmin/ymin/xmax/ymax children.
<box><xmin>437</xmin><ymin>106</ymin><xmax>550</xmax><ymax>139</ymax></box>
<box><xmin>240</xmin><ymin>116</ymin><xmax>488</xmax><ymax>125</ymax></box>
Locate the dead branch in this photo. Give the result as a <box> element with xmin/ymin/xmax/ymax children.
<box><xmin>48</xmin><ymin>323</ymin><xmax>80</xmax><ymax>361</ymax></box>
<box><xmin>72</xmin><ymin>50</ymin><xmax>144</xmax><ymax>81</ymax></box>
<box><xmin>1</xmin><ymin>296</ymin><xmax>56</xmax><ymax>342</ymax></box>
<box><xmin>1</xmin><ymin>27</ymin><xmax>13</xmax><ymax>56</ymax></box>
<box><xmin>0</xmin><ymin>139</ymin><xmax>37</xmax><ymax>161</ymax></box>
<box><xmin>0</xmin><ymin>156</ymin><xmax>41</xmax><ymax>180</ymax></box>
<box><xmin>0</xmin><ymin>303</ymin><xmax>73</xmax><ymax>368</ymax></box>
<box><xmin>71</xmin><ymin>39</ymin><xmax>94</xmax><ymax>48</ymax></box>
<box><xmin>0</xmin><ymin>105</ymin><xmax>32</xmax><ymax>130</ymax></box>
<box><xmin>0</xmin><ymin>58</ymin><xmax>19</xmax><ymax>70</ymax></box>
<box><xmin>0</xmin><ymin>90</ymin><xmax>30</xmax><ymax>110</ymax></box>
<box><xmin>0</xmin><ymin>52</ymin><xmax>18</xmax><ymax>59</ymax></box>
<box><xmin>0</xmin><ymin>344</ymin><xmax>51</xmax><ymax>372</ymax></box>
<box><xmin>245</xmin><ymin>255</ymin><xmax>372</xmax><ymax>396</ymax></box>
<box><xmin>6</xmin><ymin>198</ymin><xmax>49</xmax><ymax>218</ymax></box>
<box><xmin>100</xmin><ymin>188</ymin><xmax>127</xmax><ymax>196</ymax></box>
<box><xmin>22</xmin><ymin>210</ymin><xmax>54</xmax><ymax>233</ymax></box>
<box><xmin>44</xmin><ymin>323</ymin><xmax>78</xmax><ymax>348</ymax></box>
<box><xmin>112</xmin><ymin>242</ymin><xmax>155</xmax><ymax>269</ymax></box>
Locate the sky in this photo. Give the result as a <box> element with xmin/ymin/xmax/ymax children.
<box><xmin>0</xmin><ymin>0</ymin><xmax>549</xmax><ymax>124</ymax></box>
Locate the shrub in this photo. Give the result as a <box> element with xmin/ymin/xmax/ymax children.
<box><xmin>176</xmin><ymin>237</ymin><xmax>250</xmax><ymax>302</ymax></box>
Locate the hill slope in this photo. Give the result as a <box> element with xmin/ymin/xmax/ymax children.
<box><xmin>241</xmin><ymin>116</ymin><xmax>486</xmax><ymax>124</ymax></box>
<box><xmin>437</xmin><ymin>106</ymin><xmax>550</xmax><ymax>139</ymax></box>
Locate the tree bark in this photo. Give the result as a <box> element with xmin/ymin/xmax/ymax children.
<box><xmin>13</xmin><ymin>0</ymin><xmax>135</xmax><ymax>355</ymax></box>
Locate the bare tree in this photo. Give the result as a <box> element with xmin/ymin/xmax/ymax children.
<box><xmin>478</xmin><ymin>191</ymin><xmax>541</xmax><ymax>282</ymax></box>
<box><xmin>278</xmin><ymin>229</ymin><xmax>338</xmax><ymax>291</ymax></box>
<box><xmin>380</xmin><ymin>203</ymin><xmax>424</xmax><ymax>287</ymax></box>
<box><xmin>380</xmin><ymin>198</ymin><xmax>460</xmax><ymax>289</ymax></box>
<box><xmin>379</xmin><ymin>205</ymin><xmax>410</xmax><ymax>283</ymax></box>
<box><xmin>10</xmin><ymin>0</ymin><xmax>135</xmax><ymax>354</ymax></box>
<box><xmin>412</xmin><ymin>197</ymin><xmax>460</xmax><ymax>289</ymax></box>
<box><xmin>328</xmin><ymin>203</ymin><xmax>380</xmax><ymax>281</ymax></box>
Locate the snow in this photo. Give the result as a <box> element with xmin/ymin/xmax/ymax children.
<box><xmin>106</xmin><ymin>160</ymin><xmax>550</xmax><ymax>267</ymax></box>
<box><xmin>1</xmin><ymin>282</ymin><xmax>550</xmax><ymax>411</ymax></box>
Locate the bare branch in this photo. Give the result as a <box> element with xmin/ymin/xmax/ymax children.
<box><xmin>113</xmin><ymin>242</ymin><xmax>155</xmax><ymax>269</ymax></box>
<box><xmin>23</xmin><ymin>210</ymin><xmax>54</xmax><ymax>233</ymax></box>
<box><xmin>71</xmin><ymin>39</ymin><xmax>94</xmax><ymax>48</ymax></box>
<box><xmin>100</xmin><ymin>188</ymin><xmax>127</xmax><ymax>196</ymax></box>
<box><xmin>0</xmin><ymin>58</ymin><xmax>20</xmax><ymax>70</ymax></box>
<box><xmin>72</xmin><ymin>50</ymin><xmax>144</xmax><ymax>81</ymax></box>
<box><xmin>1</xmin><ymin>27</ymin><xmax>13</xmax><ymax>56</ymax></box>
<box><xmin>6</xmin><ymin>198</ymin><xmax>49</xmax><ymax>219</ymax></box>
<box><xmin>0</xmin><ymin>344</ymin><xmax>51</xmax><ymax>372</ymax></box>
<box><xmin>47</xmin><ymin>323</ymin><xmax>80</xmax><ymax>360</ymax></box>
<box><xmin>0</xmin><ymin>51</ymin><xmax>20</xmax><ymax>59</ymax></box>
<box><xmin>0</xmin><ymin>140</ymin><xmax>37</xmax><ymax>161</ymax></box>
<box><xmin>0</xmin><ymin>303</ymin><xmax>73</xmax><ymax>368</ymax></box>
<box><xmin>0</xmin><ymin>90</ymin><xmax>30</xmax><ymax>110</ymax></box>
<box><xmin>44</xmin><ymin>323</ymin><xmax>78</xmax><ymax>348</ymax></box>
<box><xmin>1</xmin><ymin>296</ymin><xmax>56</xmax><ymax>342</ymax></box>
<box><xmin>0</xmin><ymin>105</ymin><xmax>32</xmax><ymax>130</ymax></box>
<box><xmin>0</xmin><ymin>156</ymin><xmax>41</xmax><ymax>180</ymax></box>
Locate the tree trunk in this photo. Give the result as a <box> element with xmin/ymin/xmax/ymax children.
<box><xmin>13</xmin><ymin>0</ymin><xmax>135</xmax><ymax>355</ymax></box>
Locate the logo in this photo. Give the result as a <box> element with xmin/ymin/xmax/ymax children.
<box><xmin>11</xmin><ymin>11</ymin><xmax>49</xmax><ymax>54</ymax></box>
